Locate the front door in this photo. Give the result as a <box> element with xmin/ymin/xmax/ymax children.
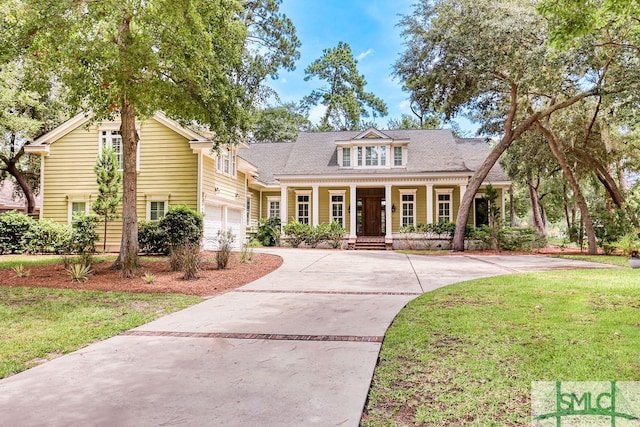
<box><xmin>357</xmin><ymin>188</ymin><xmax>385</xmax><ymax>236</ymax></box>
<box><xmin>475</xmin><ymin>198</ymin><xmax>489</xmax><ymax>227</ymax></box>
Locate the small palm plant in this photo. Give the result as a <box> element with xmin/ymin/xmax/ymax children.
<box><xmin>66</xmin><ymin>264</ymin><xmax>93</xmax><ymax>282</ymax></box>
<box><xmin>143</xmin><ymin>272</ymin><xmax>156</xmax><ymax>284</ymax></box>
<box><xmin>11</xmin><ymin>264</ymin><xmax>30</xmax><ymax>278</ymax></box>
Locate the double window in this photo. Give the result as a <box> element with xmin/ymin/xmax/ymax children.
<box><xmin>357</xmin><ymin>146</ymin><xmax>387</xmax><ymax>167</ymax></box>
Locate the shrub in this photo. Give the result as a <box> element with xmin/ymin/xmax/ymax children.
<box><xmin>614</xmin><ymin>231</ymin><xmax>640</xmax><ymax>257</ymax></box>
<box><xmin>159</xmin><ymin>205</ymin><xmax>203</xmax><ymax>247</ymax></box>
<box><xmin>497</xmin><ymin>227</ymin><xmax>547</xmax><ymax>251</ymax></box>
<box><xmin>256</xmin><ymin>217</ymin><xmax>281</xmax><ymax>246</ymax></box>
<box><xmin>284</xmin><ymin>220</ymin><xmax>312</xmax><ymax>248</ymax></box>
<box><xmin>325</xmin><ymin>221</ymin><xmax>346</xmax><ymax>249</ymax></box>
<box><xmin>70</xmin><ymin>214</ymin><xmax>99</xmax><ymax>257</ymax></box>
<box><xmin>138</xmin><ymin>220</ymin><xmax>169</xmax><ymax>255</ymax></box>
<box><xmin>0</xmin><ymin>211</ymin><xmax>36</xmax><ymax>254</ymax></box>
<box><xmin>216</xmin><ymin>229</ymin><xmax>235</xmax><ymax>269</ymax></box>
<box><xmin>143</xmin><ymin>272</ymin><xmax>156</xmax><ymax>284</ymax></box>
<box><xmin>25</xmin><ymin>219</ymin><xmax>72</xmax><ymax>254</ymax></box>
<box><xmin>240</xmin><ymin>244</ymin><xmax>254</xmax><ymax>263</ymax></box>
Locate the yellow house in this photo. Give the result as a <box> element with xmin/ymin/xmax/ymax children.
<box><xmin>26</xmin><ymin>115</ymin><xmax>509</xmax><ymax>250</ymax></box>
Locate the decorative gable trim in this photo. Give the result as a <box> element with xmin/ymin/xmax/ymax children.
<box><xmin>353</xmin><ymin>128</ymin><xmax>392</xmax><ymax>140</ymax></box>
<box><xmin>33</xmin><ymin>112</ymin><xmax>93</xmax><ymax>146</ymax></box>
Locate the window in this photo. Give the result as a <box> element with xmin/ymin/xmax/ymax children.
<box><xmin>342</xmin><ymin>148</ymin><xmax>351</xmax><ymax>167</ymax></box>
<box><xmin>399</xmin><ymin>190</ymin><xmax>416</xmax><ymax>227</ymax></box>
<box><xmin>100</xmin><ymin>130</ymin><xmax>123</xmax><ymax>169</ymax></box>
<box><xmin>394</xmin><ymin>146</ymin><xmax>403</xmax><ymax>166</ymax></box>
<box><xmin>246</xmin><ymin>197</ymin><xmax>252</xmax><ymax>225</ymax></box>
<box><xmin>329</xmin><ymin>191</ymin><xmax>345</xmax><ymax>227</ymax></box>
<box><xmin>149</xmin><ymin>201</ymin><xmax>166</xmax><ymax>221</ymax></box>
<box><xmin>437</xmin><ymin>190</ymin><xmax>453</xmax><ymax>223</ymax></box>
<box><xmin>267</xmin><ymin>197</ymin><xmax>280</xmax><ymax>218</ymax></box>
<box><xmin>297</xmin><ymin>194</ymin><xmax>310</xmax><ymax>224</ymax></box>
<box><xmin>216</xmin><ymin>148</ymin><xmax>237</xmax><ymax>177</ymax></box>
<box><xmin>356</xmin><ymin>145</ymin><xmax>387</xmax><ymax>167</ymax></box>
<box><xmin>68</xmin><ymin>200</ymin><xmax>88</xmax><ymax>225</ymax></box>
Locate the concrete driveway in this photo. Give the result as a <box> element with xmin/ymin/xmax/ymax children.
<box><xmin>0</xmin><ymin>250</ymin><xmax>610</xmax><ymax>426</ymax></box>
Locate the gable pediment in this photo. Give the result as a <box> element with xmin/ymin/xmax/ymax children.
<box><xmin>353</xmin><ymin>128</ymin><xmax>392</xmax><ymax>141</ymax></box>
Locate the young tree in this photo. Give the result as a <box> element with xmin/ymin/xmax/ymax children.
<box><xmin>7</xmin><ymin>1</ymin><xmax>250</xmax><ymax>276</ymax></box>
<box><xmin>92</xmin><ymin>148</ymin><xmax>123</xmax><ymax>253</ymax></box>
<box><xmin>395</xmin><ymin>0</ymin><xmax>610</xmax><ymax>253</ymax></box>
<box><xmin>302</xmin><ymin>42</ymin><xmax>388</xmax><ymax>131</ymax></box>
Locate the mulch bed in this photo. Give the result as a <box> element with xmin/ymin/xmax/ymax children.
<box><xmin>0</xmin><ymin>252</ymin><xmax>283</xmax><ymax>297</ymax></box>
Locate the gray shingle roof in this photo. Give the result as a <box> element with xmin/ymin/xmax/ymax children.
<box><xmin>238</xmin><ymin>129</ymin><xmax>509</xmax><ymax>185</ymax></box>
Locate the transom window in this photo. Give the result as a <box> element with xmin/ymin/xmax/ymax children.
<box><xmin>437</xmin><ymin>191</ymin><xmax>452</xmax><ymax>223</ymax></box>
<box><xmin>101</xmin><ymin>130</ymin><xmax>123</xmax><ymax>169</ymax></box>
<box><xmin>296</xmin><ymin>193</ymin><xmax>310</xmax><ymax>224</ymax></box>
<box><xmin>329</xmin><ymin>191</ymin><xmax>345</xmax><ymax>227</ymax></box>
<box><xmin>399</xmin><ymin>190</ymin><xmax>417</xmax><ymax>227</ymax></box>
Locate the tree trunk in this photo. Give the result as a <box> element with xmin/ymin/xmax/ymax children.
<box><xmin>111</xmin><ymin>98</ymin><xmax>139</xmax><ymax>277</ymax></box>
<box><xmin>527</xmin><ymin>175</ymin><xmax>545</xmax><ymax>235</ymax></box>
<box><xmin>451</xmin><ymin>87</ymin><xmax>598</xmax><ymax>251</ymax></box>
<box><xmin>4</xmin><ymin>160</ymin><xmax>36</xmax><ymax>214</ymax></box>
<box><xmin>536</xmin><ymin>121</ymin><xmax>598</xmax><ymax>254</ymax></box>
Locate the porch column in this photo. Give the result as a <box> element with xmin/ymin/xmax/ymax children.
<box><xmin>426</xmin><ymin>183</ymin><xmax>433</xmax><ymax>224</ymax></box>
<box><xmin>459</xmin><ymin>184</ymin><xmax>467</xmax><ymax>211</ymax></box>
<box><xmin>312</xmin><ymin>184</ymin><xmax>319</xmax><ymax>226</ymax></box>
<box><xmin>280</xmin><ymin>185</ymin><xmax>288</xmax><ymax>226</ymax></box>
<box><xmin>385</xmin><ymin>184</ymin><xmax>393</xmax><ymax>248</ymax></box>
<box><xmin>349</xmin><ymin>184</ymin><xmax>357</xmax><ymax>248</ymax></box>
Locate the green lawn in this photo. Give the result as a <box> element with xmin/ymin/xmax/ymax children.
<box><xmin>361</xmin><ymin>269</ymin><xmax>640</xmax><ymax>426</ymax></box>
<box><xmin>554</xmin><ymin>254</ymin><xmax>630</xmax><ymax>267</ymax></box>
<box><xmin>0</xmin><ymin>286</ymin><xmax>202</xmax><ymax>378</ymax></box>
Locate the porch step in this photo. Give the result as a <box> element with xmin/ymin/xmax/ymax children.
<box><xmin>353</xmin><ymin>237</ymin><xmax>388</xmax><ymax>251</ymax></box>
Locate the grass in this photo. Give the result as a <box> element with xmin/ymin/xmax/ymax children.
<box><xmin>554</xmin><ymin>254</ymin><xmax>630</xmax><ymax>267</ymax></box>
<box><xmin>361</xmin><ymin>269</ymin><xmax>640</xmax><ymax>426</ymax></box>
<box><xmin>0</xmin><ymin>286</ymin><xmax>202</xmax><ymax>379</ymax></box>
<box><xmin>0</xmin><ymin>254</ymin><xmax>166</xmax><ymax>270</ymax></box>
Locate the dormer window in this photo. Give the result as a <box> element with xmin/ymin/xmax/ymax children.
<box><xmin>216</xmin><ymin>147</ymin><xmax>237</xmax><ymax>177</ymax></box>
<box><xmin>336</xmin><ymin>128</ymin><xmax>408</xmax><ymax>169</ymax></box>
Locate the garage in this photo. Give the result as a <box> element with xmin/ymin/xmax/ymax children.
<box><xmin>203</xmin><ymin>204</ymin><xmax>244</xmax><ymax>251</ymax></box>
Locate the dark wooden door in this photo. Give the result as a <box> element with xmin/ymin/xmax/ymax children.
<box><xmin>363</xmin><ymin>196</ymin><xmax>383</xmax><ymax>236</ymax></box>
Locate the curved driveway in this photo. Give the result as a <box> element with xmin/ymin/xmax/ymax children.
<box><xmin>0</xmin><ymin>249</ymin><xmax>610</xmax><ymax>426</ymax></box>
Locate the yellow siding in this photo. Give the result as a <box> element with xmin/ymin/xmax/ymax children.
<box><xmin>247</xmin><ymin>188</ymin><xmax>260</xmax><ymax>228</ymax></box>
<box><xmin>42</xmin><ymin>118</ymin><xmax>198</xmax><ymax>250</ymax></box>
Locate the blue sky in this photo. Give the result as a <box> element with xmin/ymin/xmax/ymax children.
<box><xmin>267</xmin><ymin>0</ymin><xmax>419</xmax><ymax>129</ymax></box>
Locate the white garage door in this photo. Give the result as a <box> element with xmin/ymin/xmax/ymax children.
<box><xmin>203</xmin><ymin>204</ymin><xmax>244</xmax><ymax>251</ymax></box>
<box><xmin>203</xmin><ymin>204</ymin><xmax>222</xmax><ymax>251</ymax></box>
<box><xmin>227</xmin><ymin>208</ymin><xmax>243</xmax><ymax>250</ymax></box>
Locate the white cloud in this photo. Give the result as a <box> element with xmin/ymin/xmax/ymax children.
<box><xmin>308</xmin><ymin>105</ymin><xmax>327</xmax><ymax>124</ymax></box>
<box><xmin>356</xmin><ymin>48</ymin><xmax>375</xmax><ymax>61</ymax></box>
<box><xmin>398</xmin><ymin>100</ymin><xmax>412</xmax><ymax>113</ymax></box>
<box><xmin>280</xmin><ymin>78</ymin><xmax>288</xmax><ymax>84</ymax></box>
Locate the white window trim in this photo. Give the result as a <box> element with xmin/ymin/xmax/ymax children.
<box><xmin>266</xmin><ymin>196</ymin><xmax>281</xmax><ymax>219</ymax></box>
<box><xmin>392</xmin><ymin>145</ymin><xmax>407</xmax><ymax>168</ymax></box>
<box><xmin>146</xmin><ymin>195</ymin><xmax>169</xmax><ymax>221</ymax></box>
<box><xmin>399</xmin><ymin>189</ymin><xmax>417</xmax><ymax>227</ymax></box>
<box><xmin>246</xmin><ymin>195</ymin><xmax>252</xmax><ymax>227</ymax></box>
<box><xmin>436</xmin><ymin>188</ymin><xmax>454</xmax><ymax>223</ymax></box>
<box><xmin>339</xmin><ymin>147</ymin><xmax>352</xmax><ymax>168</ymax></box>
<box><xmin>328</xmin><ymin>190</ymin><xmax>346</xmax><ymax>226</ymax></box>
<box><xmin>67</xmin><ymin>197</ymin><xmax>90</xmax><ymax>225</ymax></box>
<box><xmin>295</xmin><ymin>190</ymin><xmax>311</xmax><ymax>224</ymax></box>
<box><xmin>355</xmin><ymin>144</ymin><xmax>390</xmax><ymax>168</ymax></box>
<box><xmin>216</xmin><ymin>147</ymin><xmax>237</xmax><ymax>178</ymax></box>
<box><xmin>98</xmin><ymin>125</ymin><xmax>141</xmax><ymax>172</ymax></box>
